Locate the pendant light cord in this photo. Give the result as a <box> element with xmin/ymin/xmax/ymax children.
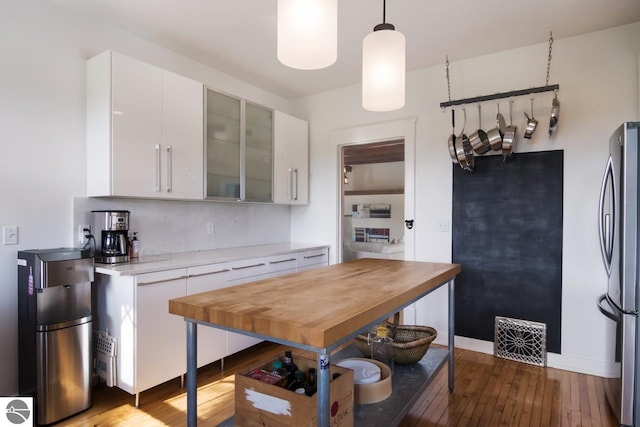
<box><xmin>383</xmin><ymin>0</ymin><xmax>386</xmax><ymax>23</ymax></box>
<box><xmin>375</xmin><ymin>0</ymin><xmax>394</xmax><ymax>31</ymax></box>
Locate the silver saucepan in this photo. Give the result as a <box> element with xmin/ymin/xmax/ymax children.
<box><xmin>448</xmin><ymin>109</ymin><xmax>458</xmax><ymax>164</ymax></box>
<box><xmin>524</xmin><ymin>96</ymin><xmax>538</xmax><ymax>139</ymax></box>
<box><xmin>548</xmin><ymin>92</ymin><xmax>560</xmax><ymax>138</ymax></box>
<box><xmin>502</xmin><ymin>99</ymin><xmax>517</xmax><ymax>162</ymax></box>
<box><xmin>487</xmin><ymin>103</ymin><xmax>504</xmax><ymax>151</ymax></box>
<box><xmin>469</xmin><ymin>104</ymin><xmax>491</xmax><ymax>155</ymax></box>
<box><xmin>455</xmin><ymin>107</ymin><xmax>474</xmax><ymax>172</ymax></box>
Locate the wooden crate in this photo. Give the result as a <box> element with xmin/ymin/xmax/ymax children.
<box><xmin>235</xmin><ymin>355</ymin><xmax>354</xmax><ymax>427</ymax></box>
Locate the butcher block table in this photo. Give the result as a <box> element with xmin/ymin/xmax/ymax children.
<box><xmin>169</xmin><ymin>258</ymin><xmax>461</xmax><ymax>427</ymax></box>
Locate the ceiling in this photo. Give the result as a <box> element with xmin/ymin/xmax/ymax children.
<box><xmin>49</xmin><ymin>0</ymin><xmax>640</xmax><ymax>99</ymax></box>
<box><xmin>343</xmin><ymin>140</ymin><xmax>404</xmax><ymax>165</ymax></box>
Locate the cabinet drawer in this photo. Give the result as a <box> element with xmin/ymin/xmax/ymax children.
<box><xmin>135</xmin><ymin>268</ymin><xmax>187</xmax><ymax>286</ymax></box>
<box><xmin>266</xmin><ymin>253</ymin><xmax>298</xmax><ymax>274</ymax></box>
<box><xmin>227</xmin><ymin>257</ymin><xmax>269</xmax><ymax>281</ymax></box>
<box><xmin>187</xmin><ymin>263</ymin><xmax>230</xmax><ymax>278</ymax></box>
<box><xmin>297</xmin><ymin>248</ymin><xmax>329</xmax><ymax>269</ymax></box>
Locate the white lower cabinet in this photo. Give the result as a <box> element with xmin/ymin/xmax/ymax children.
<box><xmin>185</xmin><ymin>263</ymin><xmax>230</xmax><ymax>367</ymax></box>
<box><xmin>226</xmin><ymin>258</ymin><xmax>269</xmax><ymax>354</ymax></box>
<box><xmin>136</xmin><ymin>270</ymin><xmax>187</xmax><ymax>392</ymax></box>
<box><xmin>266</xmin><ymin>253</ymin><xmax>298</xmax><ymax>274</ymax></box>
<box><xmin>94</xmin><ymin>246</ymin><xmax>329</xmax><ymax>400</ymax></box>
<box><xmin>94</xmin><ymin>268</ymin><xmax>188</xmax><ymax>398</ymax></box>
<box><xmin>297</xmin><ymin>247</ymin><xmax>330</xmax><ymax>271</ymax></box>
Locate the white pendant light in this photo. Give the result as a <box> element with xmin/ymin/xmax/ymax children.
<box><xmin>362</xmin><ymin>0</ymin><xmax>405</xmax><ymax>112</ymax></box>
<box><xmin>277</xmin><ymin>0</ymin><xmax>337</xmax><ymax>70</ymax></box>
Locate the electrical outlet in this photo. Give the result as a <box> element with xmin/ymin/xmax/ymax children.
<box><xmin>206</xmin><ymin>223</ymin><xmax>215</xmax><ymax>235</ymax></box>
<box><xmin>78</xmin><ymin>225</ymin><xmax>91</xmax><ymax>244</ymax></box>
<box><xmin>436</xmin><ymin>221</ymin><xmax>450</xmax><ymax>232</ymax></box>
<box><xmin>3</xmin><ymin>226</ymin><xmax>18</xmax><ymax>245</ymax></box>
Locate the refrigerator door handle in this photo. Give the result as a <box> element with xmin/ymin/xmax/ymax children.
<box><xmin>597</xmin><ymin>294</ymin><xmax>620</xmax><ymax>322</ymax></box>
<box><xmin>598</xmin><ymin>156</ymin><xmax>615</xmax><ymax>276</ymax></box>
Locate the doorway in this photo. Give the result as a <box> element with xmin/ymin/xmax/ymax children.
<box><xmin>341</xmin><ymin>140</ymin><xmax>406</xmax><ymax>261</ymax></box>
<box><xmin>330</xmin><ymin>118</ymin><xmax>416</xmax><ymax>264</ymax></box>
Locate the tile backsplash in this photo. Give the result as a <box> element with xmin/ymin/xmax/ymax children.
<box><xmin>73</xmin><ymin>197</ymin><xmax>291</xmax><ymax>256</ymax></box>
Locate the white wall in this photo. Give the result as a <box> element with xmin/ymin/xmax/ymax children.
<box><xmin>347</xmin><ymin>162</ymin><xmax>404</xmax><ymax>191</ymax></box>
<box><xmin>0</xmin><ymin>0</ymin><xmax>294</xmax><ymax>395</ymax></box>
<box><xmin>291</xmin><ymin>23</ymin><xmax>640</xmax><ymax>375</ymax></box>
<box><xmin>73</xmin><ymin>197</ymin><xmax>290</xmax><ymax>255</ymax></box>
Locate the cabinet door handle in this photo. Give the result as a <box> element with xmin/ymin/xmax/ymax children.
<box><xmin>269</xmin><ymin>258</ymin><xmax>296</xmax><ymax>264</ymax></box>
<box><xmin>187</xmin><ymin>269</ymin><xmax>230</xmax><ymax>278</ymax></box>
<box><xmin>232</xmin><ymin>263</ymin><xmax>265</xmax><ymax>270</ymax></box>
<box><xmin>293</xmin><ymin>168</ymin><xmax>298</xmax><ymax>201</ymax></box>
<box><xmin>166</xmin><ymin>145</ymin><xmax>173</xmax><ymax>193</ymax></box>
<box><xmin>304</xmin><ymin>254</ymin><xmax>326</xmax><ymax>259</ymax></box>
<box><xmin>138</xmin><ymin>275</ymin><xmax>188</xmax><ymax>286</ymax></box>
<box><xmin>288</xmin><ymin>167</ymin><xmax>293</xmax><ymax>201</ymax></box>
<box><xmin>154</xmin><ymin>144</ymin><xmax>161</xmax><ymax>192</ymax></box>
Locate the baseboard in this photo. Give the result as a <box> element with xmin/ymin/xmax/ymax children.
<box><xmin>453</xmin><ymin>336</ymin><xmax>618</xmax><ymax>378</ymax></box>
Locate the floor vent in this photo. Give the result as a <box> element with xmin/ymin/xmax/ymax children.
<box><xmin>494</xmin><ymin>316</ymin><xmax>547</xmax><ymax>367</ymax></box>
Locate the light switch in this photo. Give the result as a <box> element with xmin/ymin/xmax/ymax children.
<box><xmin>3</xmin><ymin>226</ymin><xmax>18</xmax><ymax>245</ymax></box>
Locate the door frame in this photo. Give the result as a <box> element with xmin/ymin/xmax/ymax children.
<box><xmin>330</xmin><ymin>118</ymin><xmax>416</xmax><ymax>262</ymax></box>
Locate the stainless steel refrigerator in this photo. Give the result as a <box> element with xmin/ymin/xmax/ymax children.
<box><xmin>598</xmin><ymin>121</ymin><xmax>640</xmax><ymax>427</ymax></box>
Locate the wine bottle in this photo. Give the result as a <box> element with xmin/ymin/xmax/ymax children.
<box><xmin>287</xmin><ymin>370</ymin><xmax>306</xmax><ymax>394</ymax></box>
<box><xmin>283</xmin><ymin>350</ymin><xmax>298</xmax><ymax>384</ymax></box>
<box><xmin>305</xmin><ymin>367</ymin><xmax>317</xmax><ymax>396</ymax></box>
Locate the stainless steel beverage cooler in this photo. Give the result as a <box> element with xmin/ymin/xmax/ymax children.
<box><xmin>18</xmin><ymin>248</ymin><xmax>94</xmax><ymax>425</ymax></box>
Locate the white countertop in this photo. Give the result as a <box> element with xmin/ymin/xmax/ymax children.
<box><xmin>94</xmin><ymin>242</ymin><xmax>329</xmax><ymax>276</ymax></box>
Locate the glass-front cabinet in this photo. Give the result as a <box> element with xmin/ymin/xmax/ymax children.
<box><xmin>245</xmin><ymin>102</ymin><xmax>273</xmax><ymax>201</ymax></box>
<box><xmin>205</xmin><ymin>89</ymin><xmax>273</xmax><ymax>202</ymax></box>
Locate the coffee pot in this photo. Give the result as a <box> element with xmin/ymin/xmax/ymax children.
<box><xmin>93</xmin><ymin>210</ymin><xmax>130</xmax><ymax>264</ymax></box>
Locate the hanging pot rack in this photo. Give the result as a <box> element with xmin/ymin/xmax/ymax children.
<box><xmin>443</xmin><ymin>32</ymin><xmax>561</xmax><ymax>173</ymax></box>
<box><xmin>439</xmin><ymin>84</ymin><xmax>559</xmax><ymax>109</ymax></box>
<box><xmin>441</xmin><ymin>31</ymin><xmax>559</xmax><ymax>110</ymax></box>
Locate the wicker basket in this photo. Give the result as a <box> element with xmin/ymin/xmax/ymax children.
<box><xmin>354</xmin><ymin>323</ymin><xmax>437</xmax><ymax>365</ymax></box>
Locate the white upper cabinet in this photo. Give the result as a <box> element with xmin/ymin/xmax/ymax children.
<box><xmin>160</xmin><ymin>70</ymin><xmax>204</xmax><ymax>199</ymax></box>
<box><xmin>273</xmin><ymin>111</ymin><xmax>309</xmax><ymax>205</ymax></box>
<box><xmin>86</xmin><ymin>51</ymin><xmax>204</xmax><ymax>200</ymax></box>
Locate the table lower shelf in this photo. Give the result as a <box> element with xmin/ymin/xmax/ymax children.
<box><xmin>218</xmin><ymin>344</ymin><xmax>448</xmax><ymax>427</ymax></box>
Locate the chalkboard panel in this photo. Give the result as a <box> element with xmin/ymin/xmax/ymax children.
<box><xmin>452</xmin><ymin>151</ymin><xmax>563</xmax><ymax>354</ymax></box>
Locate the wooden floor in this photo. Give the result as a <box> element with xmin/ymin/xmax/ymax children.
<box><xmin>56</xmin><ymin>342</ymin><xmax>618</xmax><ymax>427</ymax></box>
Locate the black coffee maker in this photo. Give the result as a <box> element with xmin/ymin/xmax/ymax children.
<box><xmin>93</xmin><ymin>210</ymin><xmax>130</xmax><ymax>264</ymax></box>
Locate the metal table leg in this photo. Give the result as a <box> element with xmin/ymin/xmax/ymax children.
<box><xmin>448</xmin><ymin>278</ymin><xmax>455</xmax><ymax>392</ymax></box>
<box><xmin>317</xmin><ymin>350</ymin><xmax>330</xmax><ymax>427</ymax></box>
<box><xmin>187</xmin><ymin>321</ymin><xmax>197</xmax><ymax>427</ymax></box>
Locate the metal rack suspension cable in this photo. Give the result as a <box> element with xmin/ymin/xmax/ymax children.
<box><xmin>442</xmin><ymin>32</ymin><xmax>558</xmax><ymax>109</ymax></box>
